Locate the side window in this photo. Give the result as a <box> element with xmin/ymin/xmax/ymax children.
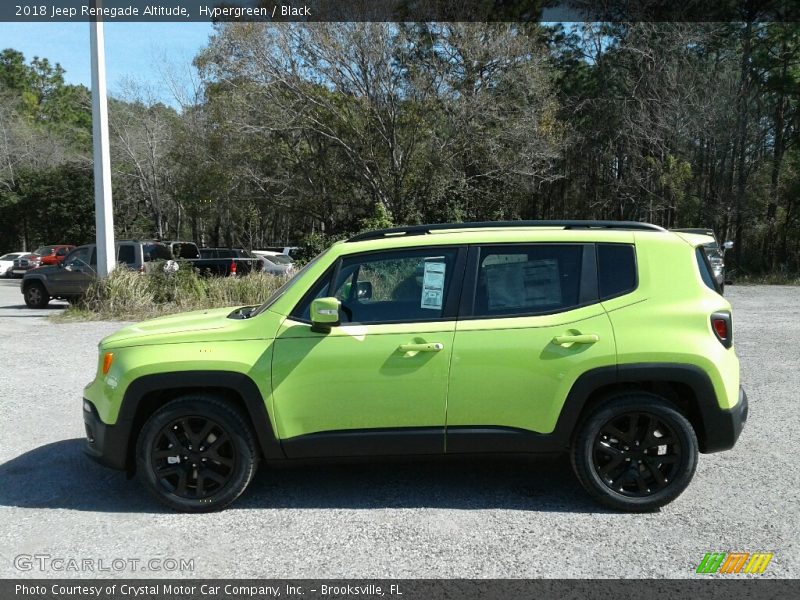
<box><xmin>292</xmin><ymin>248</ymin><xmax>458</xmax><ymax>325</ymax></box>
<box><xmin>597</xmin><ymin>244</ymin><xmax>637</xmax><ymax>299</ymax></box>
<box><xmin>65</xmin><ymin>247</ymin><xmax>91</xmax><ymax>267</ymax></box>
<box><xmin>117</xmin><ymin>245</ymin><xmax>136</xmax><ymax>266</ymax></box>
<box><xmin>696</xmin><ymin>247</ymin><xmax>720</xmax><ymax>294</ymax></box>
<box><xmin>473</xmin><ymin>245</ymin><xmax>583</xmax><ymax>317</ymax></box>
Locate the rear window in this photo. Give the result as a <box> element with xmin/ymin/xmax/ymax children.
<box><xmin>696</xmin><ymin>247</ymin><xmax>721</xmax><ymax>293</ymax></box>
<box><xmin>597</xmin><ymin>244</ymin><xmax>637</xmax><ymax>299</ymax></box>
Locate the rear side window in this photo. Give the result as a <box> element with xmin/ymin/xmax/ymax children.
<box><xmin>143</xmin><ymin>243</ymin><xmax>172</xmax><ymax>262</ymax></box>
<box><xmin>117</xmin><ymin>245</ymin><xmax>136</xmax><ymax>265</ymax></box>
<box><xmin>696</xmin><ymin>247</ymin><xmax>720</xmax><ymax>293</ymax></box>
<box><xmin>597</xmin><ymin>244</ymin><xmax>637</xmax><ymax>299</ymax></box>
<box><xmin>473</xmin><ymin>245</ymin><xmax>583</xmax><ymax>317</ymax></box>
<box><xmin>173</xmin><ymin>243</ymin><xmax>200</xmax><ymax>259</ymax></box>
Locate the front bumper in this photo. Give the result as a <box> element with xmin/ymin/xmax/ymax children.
<box><xmin>699</xmin><ymin>386</ymin><xmax>748</xmax><ymax>453</ymax></box>
<box><xmin>83</xmin><ymin>399</ymin><xmax>129</xmax><ymax>471</ymax></box>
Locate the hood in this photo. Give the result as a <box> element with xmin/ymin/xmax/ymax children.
<box><xmin>100</xmin><ymin>306</ymin><xmax>272</xmax><ymax>349</ymax></box>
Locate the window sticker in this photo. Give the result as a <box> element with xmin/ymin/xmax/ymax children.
<box><xmin>421</xmin><ymin>261</ymin><xmax>446</xmax><ymax>310</ymax></box>
<box><xmin>485</xmin><ymin>258</ymin><xmax>561</xmax><ymax>310</ymax></box>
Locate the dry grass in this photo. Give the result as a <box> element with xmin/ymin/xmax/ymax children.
<box><xmin>53</xmin><ymin>267</ymin><xmax>289</xmax><ymax>322</ymax></box>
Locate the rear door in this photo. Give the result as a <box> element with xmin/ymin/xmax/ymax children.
<box><xmin>446</xmin><ymin>243</ymin><xmax>617</xmax><ymax>451</ymax></box>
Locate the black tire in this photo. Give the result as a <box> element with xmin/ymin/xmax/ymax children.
<box><xmin>136</xmin><ymin>396</ymin><xmax>259</xmax><ymax>513</ymax></box>
<box><xmin>23</xmin><ymin>282</ymin><xmax>50</xmax><ymax>308</ymax></box>
<box><xmin>571</xmin><ymin>394</ymin><xmax>698</xmax><ymax>512</ymax></box>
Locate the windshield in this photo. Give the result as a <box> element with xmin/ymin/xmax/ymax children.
<box><xmin>266</xmin><ymin>254</ymin><xmax>293</xmax><ymax>265</ymax></box>
<box><xmin>34</xmin><ymin>246</ymin><xmax>54</xmax><ymax>256</ymax></box>
<box><xmin>251</xmin><ymin>249</ymin><xmax>329</xmax><ymax>317</ymax></box>
<box><xmin>1</xmin><ymin>253</ymin><xmax>21</xmax><ymax>261</ymax></box>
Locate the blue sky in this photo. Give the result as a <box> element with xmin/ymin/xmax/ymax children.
<box><xmin>0</xmin><ymin>22</ymin><xmax>214</xmax><ymax>102</ymax></box>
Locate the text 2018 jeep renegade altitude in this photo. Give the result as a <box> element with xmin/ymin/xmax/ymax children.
<box><xmin>83</xmin><ymin>221</ymin><xmax>747</xmax><ymax>512</ymax></box>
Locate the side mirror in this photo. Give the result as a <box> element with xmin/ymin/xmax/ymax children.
<box><xmin>356</xmin><ymin>281</ymin><xmax>373</xmax><ymax>300</ymax></box>
<box><xmin>310</xmin><ymin>297</ymin><xmax>341</xmax><ymax>331</ymax></box>
<box><xmin>723</xmin><ymin>241</ymin><xmax>734</xmax><ymax>250</ymax></box>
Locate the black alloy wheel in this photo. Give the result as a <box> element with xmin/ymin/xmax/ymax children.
<box><xmin>136</xmin><ymin>396</ymin><xmax>258</xmax><ymax>512</ymax></box>
<box><xmin>151</xmin><ymin>416</ymin><xmax>236</xmax><ymax>500</ymax></box>
<box><xmin>571</xmin><ymin>394</ymin><xmax>698</xmax><ymax>511</ymax></box>
<box><xmin>593</xmin><ymin>412</ymin><xmax>681</xmax><ymax>496</ymax></box>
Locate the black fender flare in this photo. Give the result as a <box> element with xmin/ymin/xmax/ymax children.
<box><xmin>554</xmin><ymin>363</ymin><xmax>737</xmax><ymax>453</ymax></box>
<box><xmin>118</xmin><ymin>371</ymin><xmax>285</xmax><ymax>467</ymax></box>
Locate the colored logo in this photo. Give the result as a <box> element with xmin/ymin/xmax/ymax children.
<box><xmin>696</xmin><ymin>552</ymin><xmax>773</xmax><ymax>574</ymax></box>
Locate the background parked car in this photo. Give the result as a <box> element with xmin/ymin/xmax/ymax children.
<box><xmin>195</xmin><ymin>247</ymin><xmax>263</xmax><ymax>276</ymax></box>
<box><xmin>0</xmin><ymin>252</ymin><xmax>27</xmax><ymax>277</ymax></box>
<box><xmin>21</xmin><ymin>241</ymin><xmax>173</xmax><ymax>308</ymax></box>
<box><xmin>671</xmin><ymin>228</ymin><xmax>733</xmax><ymax>292</ymax></box>
<box><xmin>10</xmin><ymin>253</ymin><xmax>42</xmax><ymax>277</ymax></box>
<box><xmin>251</xmin><ymin>250</ymin><xmax>295</xmax><ymax>276</ymax></box>
<box><xmin>33</xmin><ymin>244</ymin><xmax>75</xmax><ymax>266</ymax></box>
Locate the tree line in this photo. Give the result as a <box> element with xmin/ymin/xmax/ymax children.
<box><xmin>1</xmin><ymin>21</ymin><xmax>798</xmax><ymax>274</ymax></box>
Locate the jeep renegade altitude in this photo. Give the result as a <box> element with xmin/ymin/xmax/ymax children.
<box><xmin>83</xmin><ymin>221</ymin><xmax>748</xmax><ymax>512</ymax></box>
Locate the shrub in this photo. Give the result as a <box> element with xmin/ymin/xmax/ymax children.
<box><xmin>57</xmin><ymin>266</ymin><xmax>289</xmax><ymax>321</ymax></box>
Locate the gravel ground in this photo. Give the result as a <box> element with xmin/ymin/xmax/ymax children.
<box><xmin>0</xmin><ymin>279</ymin><xmax>797</xmax><ymax>579</ymax></box>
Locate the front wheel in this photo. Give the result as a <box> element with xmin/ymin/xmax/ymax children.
<box><xmin>571</xmin><ymin>394</ymin><xmax>698</xmax><ymax>512</ymax></box>
<box><xmin>24</xmin><ymin>282</ymin><xmax>50</xmax><ymax>308</ymax></box>
<box><xmin>136</xmin><ymin>396</ymin><xmax>259</xmax><ymax>512</ymax></box>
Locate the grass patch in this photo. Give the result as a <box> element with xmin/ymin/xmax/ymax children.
<box><xmin>53</xmin><ymin>267</ymin><xmax>289</xmax><ymax>322</ymax></box>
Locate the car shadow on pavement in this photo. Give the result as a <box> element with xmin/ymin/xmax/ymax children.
<box><xmin>0</xmin><ymin>439</ymin><xmax>164</xmax><ymax>513</ymax></box>
<box><xmin>0</xmin><ymin>439</ymin><xmax>611</xmax><ymax>514</ymax></box>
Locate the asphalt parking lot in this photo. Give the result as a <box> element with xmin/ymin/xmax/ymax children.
<box><xmin>0</xmin><ymin>278</ymin><xmax>797</xmax><ymax>579</ymax></box>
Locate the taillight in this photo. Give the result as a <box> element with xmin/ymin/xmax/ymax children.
<box><xmin>230</xmin><ymin>260</ymin><xmax>237</xmax><ymax>276</ymax></box>
<box><xmin>138</xmin><ymin>264</ymin><xmax>145</xmax><ymax>274</ymax></box>
<box><xmin>711</xmin><ymin>312</ymin><xmax>732</xmax><ymax>348</ymax></box>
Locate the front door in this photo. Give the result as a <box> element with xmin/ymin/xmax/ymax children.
<box><xmin>47</xmin><ymin>246</ymin><xmax>96</xmax><ymax>296</ymax></box>
<box><xmin>271</xmin><ymin>246</ymin><xmax>465</xmax><ymax>458</ymax></box>
<box><xmin>446</xmin><ymin>243</ymin><xmax>617</xmax><ymax>451</ymax></box>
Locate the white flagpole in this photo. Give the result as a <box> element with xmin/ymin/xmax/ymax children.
<box><xmin>90</xmin><ymin>2</ymin><xmax>115</xmax><ymax>277</ymax></box>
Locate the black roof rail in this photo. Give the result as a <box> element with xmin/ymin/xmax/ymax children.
<box><xmin>347</xmin><ymin>220</ymin><xmax>665</xmax><ymax>242</ymax></box>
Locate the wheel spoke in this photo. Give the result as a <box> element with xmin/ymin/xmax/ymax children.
<box><xmin>203</xmin><ymin>470</ymin><xmax>227</xmax><ymax>484</ymax></box>
<box><xmin>646</xmin><ymin>461</ymin><xmax>667</xmax><ymax>486</ymax></box>
<box><xmin>155</xmin><ymin>465</ymin><xmax>181</xmax><ymax>477</ymax></box>
<box><xmin>178</xmin><ymin>419</ymin><xmax>194</xmax><ymax>444</ymax></box>
<box><xmin>604</xmin><ymin>424</ymin><xmax>630</xmax><ymax>443</ymax></box>
<box><xmin>634</xmin><ymin>471</ymin><xmax>649</xmax><ymax>493</ymax></box>
<box><xmin>165</xmin><ymin>429</ymin><xmax>184</xmax><ymax>451</ymax></box>
<box><xmin>196</xmin><ymin>421</ymin><xmax>215</xmax><ymax>446</ymax></box>
<box><xmin>153</xmin><ymin>449</ymin><xmax>180</xmax><ymax>459</ymax></box>
<box><xmin>175</xmin><ymin>471</ymin><xmax>188</xmax><ymax>496</ymax></box>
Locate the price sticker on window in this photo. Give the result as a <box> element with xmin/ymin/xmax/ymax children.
<box><xmin>421</xmin><ymin>261</ymin><xmax>446</xmax><ymax>310</ymax></box>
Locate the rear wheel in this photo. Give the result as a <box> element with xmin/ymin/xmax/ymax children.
<box><xmin>136</xmin><ymin>396</ymin><xmax>259</xmax><ymax>512</ymax></box>
<box><xmin>571</xmin><ymin>394</ymin><xmax>698</xmax><ymax>511</ymax></box>
<box><xmin>24</xmin><ymin>282</ymin><xmax>50</xmax><ymax>308</ymax></box>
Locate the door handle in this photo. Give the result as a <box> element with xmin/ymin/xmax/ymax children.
<box><xmin>552</xmin><ymin>333</ymin><xmax>599</xmax><ymax>346</ymax></box>
<box><xmin>398</xmin><ymin>342</ymin><xmax>444</xmax><ymax>353</ymax></box>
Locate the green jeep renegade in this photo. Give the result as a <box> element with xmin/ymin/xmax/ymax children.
<box><xmin>83</xmin><ymin>221</ymin><xmax>748</xmax><ymax>512</ymax></box>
